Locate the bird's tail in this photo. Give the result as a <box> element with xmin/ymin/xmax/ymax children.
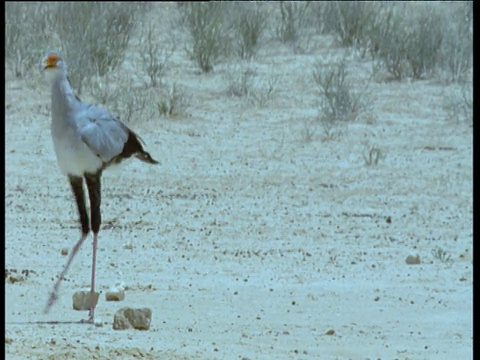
<box><xmin>135</xmin><ymin>150</ymin><xmax>159</xmax><ymax>165</ymax></box>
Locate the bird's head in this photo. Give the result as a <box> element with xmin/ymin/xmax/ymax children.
<box><xmin>43</xmin><ymin>51</ymin><xmax>67</xmax><ymax>82</ymax></box>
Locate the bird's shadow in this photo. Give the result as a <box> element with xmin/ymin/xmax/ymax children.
<box><xmin>8</xmin><ymin>320</ymin><xmax>95</xmax><ymax>325</ymax></box>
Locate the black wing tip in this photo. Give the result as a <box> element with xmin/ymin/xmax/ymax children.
<box><xmin>135</xmin><ymin>151</ymin><xmax>160</xmax><ymax>165</ymax></box>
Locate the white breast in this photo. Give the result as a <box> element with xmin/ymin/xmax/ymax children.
<box><xmin>51</xmin><ymin>124</ymin><xmax>103</xmax><ymax>176</ymax></box>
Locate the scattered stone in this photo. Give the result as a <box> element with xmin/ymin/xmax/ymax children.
<box><xmin>405</xmin><ymin>255</ymin><xmax>421</xmax><ymax>265</ymax></box>
<box><xmin>61</xmin><ymin>248</ymin><xmax>69</xmax><ymax>256</ymax></box>
<box><xmin>113</xmin><ymin>307</ymin><xmax>152</xmax><ymax>330</ymax></box>
<box><xmin>7</xmin><ymin>274</ymin><xmax>25</xmax><ymax>284</ymax></box>
<box><xmin>123</xmin><ymin>243</ymin><xmax>133</xmax><ymax>250</ymax></box>
<box><xmin>21</xmin><ymin>269</ymin><xmax>35</xmax><ymax>276</ymax></box>
<box><xmin>94</xmin><ymin>318</ymin><xmax>103</xmax><ymax>327</ymax></box>
<box><xmin>72</xmin><ymin>291</ymin><xmax>100</xmax><ymax>311</ymax></box>
<box><xmin>5</xmin><ymin>268</ymin><xmax>36</xmax><ymax>283</ymax></box>
<box><xmin>325</xmin><ymin>329</ymin><xmax>335</xmax><ymax>335</ymax></box>
<box><xmin>5</xmin><ymin>268</ymin><xmax>15</xmax><ymax>278</ymax></box>
<box><xmin>106</xmin><ymin>282</ymin><xmax>125</xmax><ymax>301</ymax></box>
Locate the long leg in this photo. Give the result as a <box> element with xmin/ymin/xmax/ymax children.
<box><xmin>85</xmin><ymin>171</ymin><xmax>102</xmax><ymax>321</ymax></box>
<box><xmin>45</xmin><ymin>175</ymin><xmax>90</xmax><ymax>314</ymax></box>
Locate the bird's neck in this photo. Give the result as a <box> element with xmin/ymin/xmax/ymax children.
<box><xmin>50</xmin><ymin>75</ymin><xmax>79</xmax><ymax>119</ymax></box>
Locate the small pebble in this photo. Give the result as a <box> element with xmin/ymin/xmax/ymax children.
<box><xmin>61</xmin><ymin>248</ymin><xmax>69</xmax><ymax>256</ymax></box>
<box><xmin>7</xmin><ymin>274</ymin><xmax>25</xmax><ymax>284</ymax></box>
<box><xmin>113</xmin><ymin>307</ymin><xmax>152</xmax><ymax>330</ymax></box>
<box><xmin>72</xmin><ymin>291</ymin><xmax>100</xmax><ymax>311</ymax></box>
<box><xmin>106</xmin><ymin>282</ymin><xmax>125</xmax><ymax>301</ymax></box>
<box><xmin>405</xmin><ymin>255</ymin><xmax>421</xmax><ymax>265</ymax></box>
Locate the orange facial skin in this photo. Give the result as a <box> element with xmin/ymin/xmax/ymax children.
<box><xmin>44</xmin><ymin>53</ymin><xmax>60</xmax><ymax>69</ymax></box>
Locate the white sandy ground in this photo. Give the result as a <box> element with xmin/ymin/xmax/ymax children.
<box><xmin>5</xmin><ymin>4</ymin><xmax>472</xmax><ymax>360</ymax></box>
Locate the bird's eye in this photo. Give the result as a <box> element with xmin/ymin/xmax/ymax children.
<box><xmin>47</xmin><ymin>54</ymin><xmax>60</xmax><ymax>65</ymax></box>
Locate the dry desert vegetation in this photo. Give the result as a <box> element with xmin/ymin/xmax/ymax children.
<box><xmin>5</xmin><ymin>2</ymin><xmax>472</xmax><ymax>359</ymax></box>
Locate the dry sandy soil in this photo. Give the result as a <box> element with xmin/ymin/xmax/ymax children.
<box><xmin>5</xmin><ymin>4</ymin><xmax>472</xmax><ymax>360</ymax></box>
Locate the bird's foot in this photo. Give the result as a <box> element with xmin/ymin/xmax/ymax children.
<box><xmin>79</xmin><ymin>316</ymin><xmax>94</xmax><ymax>324</ymax></box>
<box><xmin>79</xmin><ymin>308</ymin><xmax>95</xmax><ymax>324</ymax></box>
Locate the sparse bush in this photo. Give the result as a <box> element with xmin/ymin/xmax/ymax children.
<box><xmin>86</xmin><ymin>71</ymin><xmax>154</xmax><ymax>125</ymax></box>
<box><xmin>373</xmin><ymin>44</ymin><xmax>405</xmax><ymax>81</ymax></box>
<box><xmin>362</xmin><ymin>144</ymin><xmax>384</xmax><ymax>166</ymax></box>
<box><xmin>369</xmin><ymin>9</ymin><xmax>444</xmax><ymax>81</ymax></box>
<box><xmin>442</xmin><ymin>82</ymin><xmax>473</xmax><ymax>124</ymax></box>
<box><xmin>326</xmin><ymin>1</ymin><xmax>378</xmax><ymax>48</ymax></box>
<box><xmin>87</xmin><ymin>73</ymin><xmax>122</xmax><ymax>107</ymax></box>
<box><xmin>5</xmin><ymin>2</ymin><xmax>57</xmax><ymax>78</ymax></box>
<box><xmin>367</xmin><ymin>3</ymin><xmax>465</xmax><ymax>81</ymax></box>
<box><xmin>438</xmin><ymin>3</ymin><xmax>473</xmax><ymax>82</ymax></box>
<box><xmin>300</xmin><ymin>120</ymin><xmax>316</xmax><ymax>143</ymax></box>
<box><xmin>462</xmin><ymin>82</ymin><xmax>473</xmax><ymax>121</ymax></box>
<box><xmin>5</xmin><ymin>2</ymin><xmax>142</xmax><ymax>88</ymax></box>
<box><xmin>306</xmin><ymin>2</ymin><xmax>334</xmax><ymax>35</ymax></box>
<box><xmin>404</xmin><ymin>12</ymin><xmax>443</xmax><ymax>80</ymax></box>
<box><xmin>156</xmin><ymin>83</ymin><xmax>188</xmax><ymax>118</ymax></box>
<box><xmin>367</xmin><ymin>8</ymin><xmax>411</xmax><ymax>81</ymax></box>
<box><xmin>120</xmin><ymin>89</ymin><xmax>150</xmax><ymax>124</ymax></box>
<box><xmin>180</xmin><ymin>3</ymin><xmax>232</xmax><ymax>72</ymax></box>
<box><xmin>232</xmin><ymin>3</ymin><xmax>267</xmax><ymax>59</ymax></box>
<box><xmin>97</xmin><ymin>79</ymin><xmax>188</xmax><ymax>123</ymax></box>
<box><xmin>224</xmin><ymin>65</ymin><xmax>278</xmax><ymax>107</ymax></box>
<box><xmin>362</xmin><ymin>5</ymin><xmax>401</xmax><ymax>61</ymax></box>
<box><xmin>225</xmin><ymin>66</ymin><xmax>256</xmax><ymax>98</ymax></box>
<box><xmin>276</xmin><ymin>2</ymin><xmax>311</xmax><ymax>44</ymax></box>
<box><xmin>249</xmin><ymin>71</ymin><xmax>279</xmax><ymax>107</ymax></box>
<box><xmin>55</xmin><ymin>2</ymin><xmax>139</xmax><ymax>94</ymax></box>
<box><xmin>318</xmin><ymin>112</ymin><xmax>336</xmax><ymax>140</ymax></box>
<box><xmin>313</xmin><ymin>60</ymin><xmax>366</xmax><ymax>124</ymax></box>
<box><xmin>313</xmin><ymin>60</ymin><xmax>369</xmax><ymax>140</ymax></box>
<box><xmin>140</xmin><ymin>21</ymin><xmax>175</xmax><ymax>87</ymax></box>
<box><xmin>431</xmin><ymin>246</ymin><xmax>452</xmax><ymax>264</ymax></box>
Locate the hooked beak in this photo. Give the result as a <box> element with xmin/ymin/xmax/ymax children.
<box><xmin>44</xmin><ymin>53</ymin><xmax>60</xmax><ymax>70</ymax></box>
<box><xmin>44</xmin><ymin>59</ymin><xmax>56</xmax><ymax>70</ymax></box>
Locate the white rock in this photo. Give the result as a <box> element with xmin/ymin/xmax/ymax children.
<box><xmin>105</xmin><ymin>286</ymin><xmax>125</xmax><ymax>301</ymax></box>
<box><xmin>112</xmin><ymin>307</ymin><xmax>152</xmax><ymax>330</ymax></box>
<box><xmin>72</xmin><ymin>291</ymin><xmax>100</xmax><ymax>311</ymax></box>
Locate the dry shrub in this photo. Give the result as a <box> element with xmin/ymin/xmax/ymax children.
<box><xmin>179</xmin><ymin>3</ymin><xmax>232</xmax><ymax>73</ymax></box>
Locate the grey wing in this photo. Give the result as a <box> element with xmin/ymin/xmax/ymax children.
<box><xmin>76</xmin><ymin>105</ymin><xmax>129</xmax><ymax>162</ymax></box>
